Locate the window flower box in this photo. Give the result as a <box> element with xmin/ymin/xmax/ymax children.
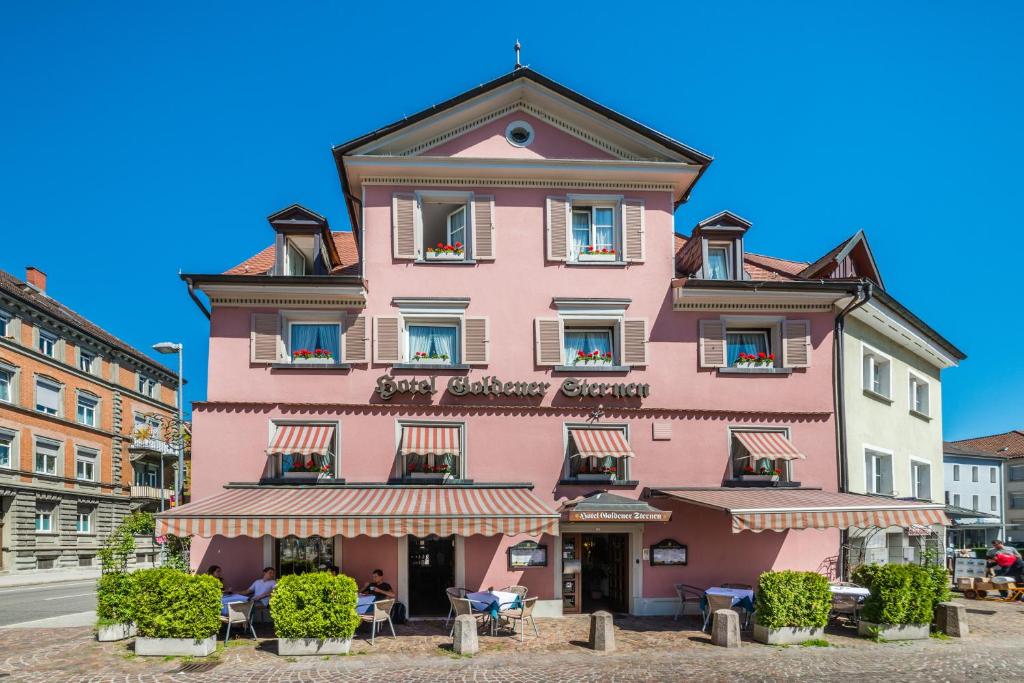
<box><xmin>740</xmin><ymin>474</ymin><xmax>779</xmax><ymax>482</ymax></box>
<box><xmin>408</xmin><ymin>471</ymin><xmax>453</xmax><ymax>481</ymax></box>
<box><xmin>282</xmin><ymin>470</ymin><xmax>325</xmax><ymax>480</ymax></box>
<box><xmin>734</xmin><ymin>352</ymin><xmax>775</xmax><ymax>368</ymax></box>
<box><xmin>573</xmin><ymin>351</ymin><xmax>614</xmax><ymax>366</ymax></box>
<box><xmin>293</xmin><ymin>357</ymin><xmax>335</xmax><ymax>365</ymax></box>
<box><xmin>292</xmin><ymin>349</ymin><xmax>334</xmax><ymax>364</ymax></box>
<box><xmin>578</xmin><ymin>249</ymin><xmax>617</xmax><ymax>262</ymax></box>
<box><xmin>574</xmin><ymin>473</ymin><xmax>616</xmax><ymax>482</ymax></box>
<box><xmin>411</xmin><ymin>352</ymin><xmax>451</xmax><ymax>365</ymax></box>
<box><xmin>425</xmin><ymin>243</ymin><xmax>465</xmax><ymax>260</ymax></box>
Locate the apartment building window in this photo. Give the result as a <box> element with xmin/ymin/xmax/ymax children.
<box><xmin>134</xmin><ymin>462</ymin><xmax>159</xmax><ymax>487</ymax></box>
<box><xmin>571</xmin><ymin>205</ymin><xmax>616</xmax><ymax>260</ymax></box>
<box><xmin>76</xmin><ymin>393</ymin><xmax>98</xmax><ymax>427</ymax></box>
<box><xmin>34</xmin><ymin>503</ymin><xmax>55</xmax><ymax>533</ymax></box>
<box><xmin>972</xmin><ymin>466</ymin><xmax>979</xmax><ymax>483</ymax></box>
<box><xmin>0</xmin><ymin>309</ymin><xmax>10</xmax><ymax>337</ymax></box>
<box><xmin>910</xmin><ymin>460</ymin><xmax>931</xmax><ymax>500</ymax></box>
<box><xmin>953</xmin><ymin>493</ymin><xmax>961</xmax><ymax>507</ymax></box>
<box><xmin>397</xmin><ymin>421</ymin><xmax>463</xmax><ymax>480</ymax></box>
<box><xmin>862</xmin><ymin>345</ymin><xmax>892</xmax><ymax>399</ymax></box>
<box><xmin>75</xmin><ymin>447</ymin><xmax>97</xmax><ymax>482</ymax></box>
<box><xmin>953</xmin><ymin>464</ymin><xmax>960</xmax><ymax>482</ymax></box>
<box><xmin>563</xmin><ymin>327</ymin><xmax>614</xmax><ymax>366</ymax></box>
<box><xmin>79</xmin><ymin>350</ymin><xmax>96</xmax><ymax>374</ymax></box>
<box><xmin>727</xmin><ymin>329</ymin><xmax>772</xmax><ymax>366</ymax></box>
<box><xmin>38</xmin><ymin>329</ymin><xmax>58</xmax><ymax>358</ymax></box>
<box><xmin>137</xmin><ymin>374</ymin><xmax>157</xmax><ymax>398</ymax></box>
<box><xmin>35</xmin><ymin>377</ymin><xmax>62</xmax><ymax>416</ymax></box>
<box><xmin>76</xmin><ymin>505</ymin><xmax>93</xmax><ymax>534</ymax></box>
<box><xmin>407</xmin><ymin>323</ymin><xmax>459</xmax><ymax>365</ymax></box>
<box><xmin>287</xmin><ymin>320</ymin><xmax>341</xmax><ymax>363</ymax></box>
<box><xmin>972</xmin><ymin>494</ymin><xmax>980</xmax><ymax>511</ymax></box>
<box><xmin>34</xmin><ymin>439</ymin><xmax>59</xmax><ymax>475</ymax></box>
<box><xmin>0</xmin><ymin>362</ymin><xmax>14</xmax><ymax>403</ymax></box>
<box><xmin>908</xmin><ymin>373</ymin><xmax>930</xmax><ymax>416</ymax></box>
<box><xmin>864</xmin><ymin>448</ymin><xmax>893</xmax><ymax>495</ymax></box>
<box><xmin>992</xmin><ymin>496</ymin><xmax>998</xmax><ymax>512</ymax></box>
<box><xmin>991</xmin><ymin>467</ymin><xmax>998</xmax><ymax>483</ymax></box>
<box><xmin>419</xmin><ymin>193</ymin><xmax>471</xmax><ymax>261</ymax></box>
<box><xmin>0</xmin><ymin>429</ymin><xmax>13</xmax><ymax>468</ymax></box>
<box><xmin>1010</xmin><ymin>465</ymin><xmax>1024</xmax><ymax>482</ymax></box>
<box><xmin>1012</xmin><ymin>494</ymin><xmax>1024</xmax><ymax>509</ymax></box>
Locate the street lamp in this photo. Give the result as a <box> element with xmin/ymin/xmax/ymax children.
<box><xmin>152</xmin><ymin>342</ymin><xmax>184</xmax><ymax>505</ymax></box>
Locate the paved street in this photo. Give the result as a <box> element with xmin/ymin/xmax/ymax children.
<box><xmin>0</xmin><ymin>598</ymin><xmax>1022</xmax><ymax>681</ymax></box>
<box><xmin>0</xmin><ymin>580</ymin><xmax>96</xmax><ymax>627</ymax></box>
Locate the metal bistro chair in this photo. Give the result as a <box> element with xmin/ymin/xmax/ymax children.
<box><xmin>674</xmin><ymin>583</ymin><xmax>704</xmax><ymax>622</ymax></box>
<box><xmin>448</xmin><ymin>596</ymin><xmax>488</xmax><ymax>637</ymax></box>
<box><xmin>360</xmin><ymin>598</ymin><xmax>396</xmax><ymax>645</ymax></box>
<box><xmin>499</xmin><ymin>596</ymin><xmax>539</xmax><ymax>642</ymax></box>
<box><xmin>702</xmin><ymin>593</ymin><xmax>740</xmax><ymax>632</ymax></box>
<box><xmin>500</xmin><ymin>585</ymin><xmax>529</xmax><ymax>601</ymax></box>
<box><xmin>220</xmin><ymin>600</ymin><xmax>257</xmax><ymax>643</ymax></box>
<box><xmin>444</xmin><ymin>587</ymin><xmax>468</xmax><ymax>628</ymax></box>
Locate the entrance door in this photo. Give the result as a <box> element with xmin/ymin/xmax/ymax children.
<box><xmin>408</xmin><ymin>535</ymin><xmax>455</xmax><ymax>617</ymax></box>
<box><xmin>580</xmin><ymin>533</ymin><xmax>629</xmax><ymax>614</ymax></box>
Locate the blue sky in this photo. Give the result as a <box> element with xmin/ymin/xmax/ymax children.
<box><xmin>0</xmin><ymin>3</ymin><xmax>1019</xmax><ymax>439</ymax></box>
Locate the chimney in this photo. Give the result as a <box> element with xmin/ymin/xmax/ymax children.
<box><xmin>25</xmin><ymin>266</ymin><xmax>47</xmax><ymax>294</ymax></box>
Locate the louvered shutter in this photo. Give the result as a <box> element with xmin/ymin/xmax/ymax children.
<box><xmin>782</xmin><ymin>319</ymin><xmax>812</xmax><ymax>368</ymax></box>
<box><xmin>472</xmin><ymin>195</ymin><xmax>495</xmax><ymax>260</ymax></box>
<box><xmin>545</xmin><ymin>196</ymin><xmax>569</xmax><ymax>261</ymax></box>
<box><xmin>392</xmin><ymin>193</ymin><xmax>418</xmax><ymax>259</ymax></box>
<box><xmin>698</xmin><ymin>320</ymin><xmax>726</xmax><ymax>368</ymax></box>
<box><xmin>342</xmin><ymin>314</ymin><xmax>369</xmax><ymax>363</ymax></box>
<box><xmin>463</xmin><ymin>317</ymin><xmax>489</xmax><ymax>365</ymax></box>
<box><xmin>250</xmin><ymin>313</ymin><xmax>282</xmax><ymax>363</ymax></box>
<box><xmin>621</xmin><ymin>318</ymin><xmax>648</xmax><ymax>366</ymax></box>
<box><xmin>622</xmin><ymin>199</ymin><xmax>645</xmax><ymax>262</ymax></box>
<box><xmin>534</xmin><ymin>318</ymin><xmax>563</xmax><ymax>366</ymax></box>
<box><xmin>373</xmin><ymin>316</ymin><xmax>402</xmax><ymax>364</ymax></box>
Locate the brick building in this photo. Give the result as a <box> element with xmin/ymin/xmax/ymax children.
<box><xmin>0</xmin><ymin>267</ymin><xmax>181</xmax><ymax>573</ymax></box>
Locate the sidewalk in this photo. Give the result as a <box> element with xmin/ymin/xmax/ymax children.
<box><xmin>0</xmin><ymin>567</ymin><xmax>100</xmax><ymax>589</ymax></box>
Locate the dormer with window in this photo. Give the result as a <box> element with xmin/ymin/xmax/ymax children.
<box><xmin>676</xmin><ymin>211</ymin><xmax>751</xmax><ymax>280</ymax></box>
<box><xmin>268</xmin><ymin>204</ymin><xmax>345</xmax><ymax>276</ymax></box>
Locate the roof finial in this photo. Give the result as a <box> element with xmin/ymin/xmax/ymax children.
<box><xmin>514</xmin><ymin>39</ymin><xmax>522</xmax><ymax>69</ymax></box>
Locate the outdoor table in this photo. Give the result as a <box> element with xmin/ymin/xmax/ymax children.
<box><xmin>220</xmin><ymin>593</ymin><xmax>249</xmax><ymax>616</ymax></box>
<box><xmin>828</xmin><ymin>585</ymin><xmax>870</xmax><ymax>598</ymax></box>
<box><xmin>466</xmin><ymin>590</ymin><xmax>521</xmax><ymax>617</ymax></box>
<box><xmin>356</xmin><ymin>594</ymin><xmax>377</xmax><ymax>615</ymax></box>
<box><xmin>702</xmin><ymin>587</ymin><xmax>755</xmax><ymax>612</ymax></box>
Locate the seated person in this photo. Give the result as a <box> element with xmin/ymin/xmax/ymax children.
<box><xmin>241</xmin><ymin>566</ymin><xmax>277</xmax><ymax>605</ymax></box>
<box><xmin>360</xmin><ymin>569</ymin><xmax>395</xmax><ymax>602</ymax></box>
<box><xmin>205</xmin><ymin>565</ymin><xmax>232</xmax><ymax>594</ymax></box>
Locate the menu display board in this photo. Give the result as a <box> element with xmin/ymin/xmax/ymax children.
<box><xmin>650</xmin><ymin>539</ymin><xmax>688</xmax><ymax>566</ymax></box>
<box><xmin>508</xmin><ymin>540</ymin><xmax>548</xmax><ymax>569</ymax></box>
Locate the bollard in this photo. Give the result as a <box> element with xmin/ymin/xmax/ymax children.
<box><xmin>452</xmin><ymin>614</ymin><xmax>479</xmax><ymax>654</ymax></box>
<box><xmin>935</xmin><ymin>601</ymin><xmax>969</xmax><ymax>638</ymax></box>
<box><xmin>711</xmin><ymin>609</ymin><xmax>741</xmax><ymax>648</ymax></box>
<box><xmin>588</xmin><ymin>610</ymin><xmax>616</xmax><ymax>652</ymax></box>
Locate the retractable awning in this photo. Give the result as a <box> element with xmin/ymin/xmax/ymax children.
<box><xmin>267</xmin><ymin>424</ymin><xmax>335</xmax><ymax>456</ymax></box>
<box><xmin>649</xmin><ymin>488</ymin><xmax>948</xmax><ymax>533</ymax></box>
<box><xmin>400</xmin><ymin>425</ymin><xmax>460</xmax><ymax>456</ymax></box>
<box><xmin>156</xmin><ymin>485</ymin><xmax>559</xmax><ymax>538</ymax></box>
<box><xmin>569</xmin><ymin>429</ymin><xmax>635</xmax><ymax>458</ymax></box>
<box><xmin>733</xmin><ymin>431</ymin><xmax>806</xmax><ymax>462</ymax></box>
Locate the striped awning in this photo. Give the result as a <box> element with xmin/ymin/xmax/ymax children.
<box><xmin>733</xmin><ymin>431</ymin><xmax>806</xmax><ymax>462</ymax></box>
<box><xmin>401</xmin><ymin>425</ymin><xmax>460</xmax><ymax>456</ymax></box>
<box><xmin>267</xmin><ymin>424</ymin><xmax>335</xmax><ymax>456</ymax></box>
<box><xmin>650</xmin><ymin>488</ymin><xmax>948</xmax><ymax>534</ymax></box>
<box><xmin>569</xmin><ymin>429</ymin><xmax>635</xmax><ymax>458</ymax></box>
<box><xmin>155</xmin><ymin>485</ymin><xmax>558</xmax><ymax>538</ymax></box>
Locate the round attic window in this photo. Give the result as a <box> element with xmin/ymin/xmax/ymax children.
<box><xmin>505</xmin><ymin>120</ymin><xmax>534</xmax><ymax>147</ymax></box>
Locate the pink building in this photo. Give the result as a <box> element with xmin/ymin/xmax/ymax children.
<box><xmin>161</xmin><ymin>68</ymin><xmax>944</xmax><ymax>617</ymax></box>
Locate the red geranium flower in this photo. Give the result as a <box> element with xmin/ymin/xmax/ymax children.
<box><xmin>758</xmin><ymin>352</ymin><xmax>767</xmax><ymax>359</ymax></box>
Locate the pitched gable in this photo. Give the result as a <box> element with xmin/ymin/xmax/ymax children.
<box><xmin>799</xmin><ymin>230</ymin><xmax>883</xmax><ymax>286</ymax></box>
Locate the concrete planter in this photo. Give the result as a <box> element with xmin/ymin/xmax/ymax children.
<box><xmin>857</xmin><ymin>621</ymin><xmax>930</xmax><ymax>641</ymax></box>
<box><xmin>577</xmin><ymin>252</ymin><xmax>617</xmax><ymax>262</ymax></box>
<box><xmin>277</xmin><ymin>638</ymin><xmax>353</xmax><ymax>656</ymax></box>
<box><xmin>96</xmin><ymin>623</ymin><xmax>136</xmax><ymax>642</ymax></box>
<box><xmin>753</xmin><ymin>623</ymin><xmax>824</xmax><ymax>645</ymax></box>
<box><xmin>135</xmin><ymin>636</ymin><xmax>218</xmax><ymax>657</ymax></box>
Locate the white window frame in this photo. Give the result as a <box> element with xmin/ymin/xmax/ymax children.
<box><xmin>38</xmin><ymin>329</ymin><xmax>58</xmax><ymax>358</ymax></box>
<box><xmin>568</xmin><ymin>197</ymin><xmax>620</xmax><ymax>262</ymax></box>
<box><xmin>34</xmin><ymin>376</ymin><xmax>62</xmax><ymax>416</ymax></box>
<box><xmin>395</xmin><ymin>419</ymin><xmax>465</xmax><ymax>480</ymax></box>
<box><xmin>908</xmin><ymin>371</ymin><xmax>930</xmax><ymax>417</ymax></box>
<box><xmin>75</xmin><ymin>447</ymin><xmax>97</xmax><ymax>482</ymax></box>
<box><xmin>34</xmin><ymin>505</ymin><xmax>54</xmax><ymax>534</ymax></box>
<box><xmin>0</xmin><ymin>309</ymin><xmax>10</xmax><ymax>337</ymax></box>
<box><xmin>79</xmin><ymin>349</ymin><xmax>96</xmax><ymax>374</ymax></box>
<box><xmin>446</xmin><ymin>205</ymin><xmax>467</xmax><ymax>246</ymax></box>
<box><xmin>76</xmin><ymin>392</ymin><xmax>99</xmax><ymax>427</ymax></box>
<box><xmin>76</xmin><ymin>508</ymin><xmax>93</xmax><ymax>534</ymax></box>
<box><xmin>285</xmin><ymin>239</ymin><xmax>309</xmax><ymax>276</ymax></box>
<box><xmin>864</xmin><ymin>445</ymin><xmax>894</xmax><ymax>495</ymax></box>
<box><xmin>562</xmin><ymin>326</ymin><xmax>617</xmax><ymax>367</ymax></box>
<box><xmin>34</xmin><ymin>438</ymin><xmax>60</xmax><ymax>476</ymax></box>
<box><xmin>404</xmin><ymin>320</ymin><xmax>461</xmax><ymax>365</ymax></box>
<box><xmin>706</xmin><ymin>241</ymin><xmax>734</xmax><ymax>280</ymax></box>
<box><xmin>861</xmin><ymin>343</ymin><xmax>893</xmax><ymax>400</ymax></box>
<box><xmin>0</xmin><ymin>361</ymin><xmax>15</xmax><ymax>404</ymax></box>
<box><xmin>0</xmin><ymin>428</ymin><xmax>14</xmax><ymax>469</ymax></box>
<box><xmin>953</xmin><ymin>464</ymin><xmax>960</xmax><ymax>482</ymax></box>
<box><xmin>562</xmin><ymin>422</ymin><xmax>631</xmax><ymax>482</ymax></box>
<box><xmin>137</xmin><ymin>373</ymin><xmax>157</xmax><ymax>398</ymax></box>
<box><xmin>909</xmin><ymin>457</ymin><xmax>931</xmax><ymax>500</ymax></box>
<box><xmin>415</xmin><ymin>190</ymin><xmax>473</xmax><ymax>260</ymax></box>
<box><xmin>722</xmin><ymin>315</ymin><xmax>784</xmax><ymax>368</ymax></box>
<box><xmin>284</xmin><ymin>317</ymin><xmax>344</xmax><ymax>364</ymax></box>
<box><xmin>554</xmin><ymin>300</ymin><xmax>630</xmax><ymax>368</ymax></box>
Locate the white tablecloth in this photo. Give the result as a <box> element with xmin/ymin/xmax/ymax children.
<box><xmin>705</xmin><ymin>587</ymin><xmax>754</xmax><ymax>607</ymax></box>
<box><xmin>829</xmin><ymin>585</ymin><xmax>870</xmax><ymax>598</ymax></box>
<box><xmin>466</xmin><ymin>590</ymin><xmax>520</xmax><ymax>612</ymax></box>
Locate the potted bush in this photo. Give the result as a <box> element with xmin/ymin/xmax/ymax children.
<box><xmin>425</xmin><ymin>242</ymin><xmax>465</xmax><ymax>261</ymax></box>
<box><xmin>96</xmin><ymin>571</ymin><xmax>137</xmax><ymax>641</ymax></box>
<box><xmin>578</xmin><ymin>247</ymin><xmax>617</xmax><ymax>262</ymax></box>
<box><xmin>852</xmin><ymin>563</ymin><xmax>951</xmax><ymax>640</ymax></box>
<box><xmin>132</xmin><ymin>567</ymin><xmax>222</xmax><ymax>656</ymax></box>
<box><xmin>271</xmin><ymin>572</ymin><xmax>361</xmax><ymax>655</ymax></box>
<box><xmin>407</xmin><ymin>461</ymin><xmax>453</xmax><ymax>480</ymax></box>
<box><xmin>752</xmin><ymin>570</ymin><xmax>831</xmax><ymax>644</ymax></box>
<box><xmin>411</xmin><ymin>351</ymin><xmax>451</xmax><ymax>365</ymax></box>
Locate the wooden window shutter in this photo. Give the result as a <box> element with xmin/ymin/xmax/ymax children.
<box><xmin>782</xmin><ymin>319</ymin><xmax>812</xmax><ymax>368</ymax></box>
<box><xmin>545</xmin><ymin>196</ymin><xmax>569</xmax><ymax>261</ymax></box>
<box><xmin>342</xmin><ymin>314</ymin><xmax>369</xmax><ymax>363</ymax></box>
<box><xmin>534</xmin><ymin>318</ymin><xmax>563</xmax><ymax>366</ymax></box>
<box><xmin>622</xmin><ymin>199</ymin><xmax>645</xmax><ymax>262</ymax></box>
<box><xmin>392</xmin><ymin>193</ymin><xmax>418</xmax><ymax>259</ymax></box>
<box><xmin>463</xmin><ymin>317</ymin><xmax>490</xmax><ymax>365</ymax></box>
<box><xmin>621</xmin><ymin>318</ymin><xmax>648</xmax><ymax>366</ymax></box>
<box><xmin>472</xmin><ymin>195</ymin><xmax>495</xmax><ymax>260</ymax></box>
<box><xmin>250</xmin><ymin>313</ymin><xmax>281</xmax><ymax>363</ymax></box>
<box><xmin>373</xmin><ymin>316</ymin><xmax>402</xmax><ymax>364</ymax></box>
<box><xmin>698</xmin><ymin>320</ymin><xmax>726</xmax><ymax>368</ymax></box>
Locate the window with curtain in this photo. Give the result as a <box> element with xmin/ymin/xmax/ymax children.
<box><xmin>289</xmin><ymin>323</ymin><xmax>340</xmax><ymax>361</ymax></box>
<box><xmin>563</xmin><ymin>328</ymin><xmax>614</xmax><ymax>365</ymax></box>
<box><xmin>572</xmin><ymin>210</ymin><xmax>591</xmax><ymax>257</ymax></box>
<box><xmin>726</xmin><ymin>330</ymin><xmax>770</xmax><ymax>365</ymax></box>
<box><xmin>571</xmin><ymin>206</ymin><xmax>616</xmax><ymax>258</ymax></box>
<box><xmin>408</xmin><ymin>324</ymin><xmax>458</xmax><ymax>364</ymax></box>
<box><xmin>706</xmin><ymin>246</ymin><xmax>730</xmax><ymax>279</ymax></box>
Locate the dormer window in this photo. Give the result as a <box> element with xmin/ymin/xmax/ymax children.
<box><xmin>285</xmin><ymin>240</ymin><xmax>308</xmax><ymax>276</ymax></box>
<box><xmin>706</xmin><ymin>243</ymin><xmax>732</xmax><ymax>280</ymax></box>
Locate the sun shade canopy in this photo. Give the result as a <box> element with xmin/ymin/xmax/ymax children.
<box><xmin>733</xmin><ymin>431</ymin><xmax>806</xmax><ymax>462</ymax></box>
<box><xmin>569</xmin><ymin>429</ymin><xmax>635</xmax><ymax>458</ymax></box>
<box><xmin>267</xmin><ymin>424</ymin><xmax>335</xmax><ymax>456</ymax></box>
<box><xmin>400</xmin><ymin>425</ymin><xmax>461</xmax><ymax>456</ymax></box>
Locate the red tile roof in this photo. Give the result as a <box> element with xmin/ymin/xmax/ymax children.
<box><xmin>225</xmin><ymin>232</ymin><xmax>360</xmax><ymax>276</ymax></box>
<box><xmin>951</xmin><ymin>431</ymin><xmax>1024</xmax><ymax>460</ymax></box>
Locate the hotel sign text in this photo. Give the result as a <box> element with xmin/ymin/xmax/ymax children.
<box><xmin>374</xmin><ymin>375</ymin><xmax>650</xmax><ymax>401</ymax></box>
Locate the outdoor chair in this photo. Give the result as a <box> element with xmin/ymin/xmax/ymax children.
<box><xmin>220</xmin><ymin>600</ymin><xmax>257</xmax><ymax>643</ymax></box>
<box><xmin>444</xmin><ymin>587</ymin><xmax>468</xmax><ymax>628</ymax></box>
<box><xmin>360</xmin><ymin>598</ymin><xmax>396</xmax><ymax>645</ymax></box>
<box><xmin>499</xmin><ymin>596</ymin><xmax>539</xmax><ymax>642</ymax></box>
<box><xmin>673</xmin><ymin>583</ymin><xmax>704</xmax><ymax>621</ymax></box>
<box><xmin>702</xmin><ymin>593</ymin><xmax>741</xmax><ymax>632</ymax></box>
<box><xmin>500</xmin><ymin>585</ymin><xmax>529</xmax><ymax>601</ymax></box>
<box><xmin>448</xmin><ymin>596</ymin><xmax>487</xmax><ymax>637</ymax></box>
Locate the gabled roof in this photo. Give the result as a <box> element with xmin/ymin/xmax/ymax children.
<box><xmin>798</xmin><ymin>230</ymin><xmax>883</xmax><ymax>286</ymax></box>
<box><xmin>944</xmin><ymin>442</ymin><xmax>1009</xmax><ymax>460</ymax></box>
<box><xmin>951</xmin><ymin>431</ymin><xmax>1024</xmax><ymax>460</ymax></box>
<box><xmin>696</xmin><ymin>210</ymin><xmax>752</xmax><ymax>230</ymax></box>
<box><xmin>265</xmin><ymin>204</ymin><xmax>343</xmax><ymax>269</ymax></box>
<box><xmin>224</xmin><ymin>232</ymin><xmax>360</xmax><ymax>276</ymax></box>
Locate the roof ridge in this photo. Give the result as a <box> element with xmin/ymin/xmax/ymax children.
<box><xmin>744</xmin><ymin>251</ymin><xmax>810</xmax><ymax>266</ymax></box>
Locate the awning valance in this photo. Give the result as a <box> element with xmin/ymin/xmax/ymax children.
<box><xmin>733</xmin><ymin>431</ymin><xmax>806</xmax><ymax>462</ymax></box>
<box><xmin>569</xmin><ymin>429</ymin><xmax>635</xmax><ymax>458</ymax></box>
<box><xmin>156</xmin><ymin>485</ymin><xmax>558</xmax><ymax>538</ymax></box>
<box><xmin>401</xmin><ymin>425</ymin><xmax>460</xmax><ymax>456</ymax></box>
<box><xmin>267</xmin><ymin>424</ymin><xmax>335</xmax><ymax>456</ymax></box>
<box><xmin>650</xmin><ymin>488</ymin><xmax>948</xmax><ymax>533</ymax></box>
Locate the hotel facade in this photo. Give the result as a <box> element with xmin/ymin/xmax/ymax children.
<box><xmin>162</xmin><ymin>68</ymin><xmax>955</xmax><ymax>617</ymax></box>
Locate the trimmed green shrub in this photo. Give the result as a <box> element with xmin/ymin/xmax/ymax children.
<box><xmin>96</xmin><ymin>571</ymin><xmax>136</xmax><ymax>626</ymax></box>
<box><xmin>270</xmin><ymin>572</ymin><xmax>361</xmax><ymax>641</ymax></box>
<box><xmin>131</xmin><ymin>568</ymin><xmax>221</xmax><ymax>639</ymax></box>
<box><xmin>854</xmin><ymin>563</ymin><xmax>951</xmax><ymax>626</ymax></box>
<box><xmin>754</xmin><ymin>570</ymin><xmax>831</xmax><ymax>628</ymax></box>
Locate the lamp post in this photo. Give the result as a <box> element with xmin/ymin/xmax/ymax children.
<box><xmin>152</xmin><ymin>342</ymin><xmax>184</xmax><ymax>504</ymax></box>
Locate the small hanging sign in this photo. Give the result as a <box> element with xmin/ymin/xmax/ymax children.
<box><xmin>507</xmin><ymin>540</ymin><xmax>548</xmax><ymax>569</ymax></box>
<box><xmin>650</xmin><ymin>538</ymin><xmax>688</xmax><ymax>566</ymax></box>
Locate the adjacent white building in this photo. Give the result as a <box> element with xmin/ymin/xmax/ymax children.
<box><xmin>943</xmin><ymin>442</ymin><xmax>1006</xmax><ymax>546</ymax></box>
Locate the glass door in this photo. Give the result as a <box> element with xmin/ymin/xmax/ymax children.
<box><xmin>407</xmin><ymin>535</ymin><xmax>455</xmax><ymax>616</ymax></box>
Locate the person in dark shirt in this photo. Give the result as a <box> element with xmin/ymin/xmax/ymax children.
<box><xmin>361</xmin><ymin>569</ymin><xmax>395</xmax><ymax>601</ymax></box>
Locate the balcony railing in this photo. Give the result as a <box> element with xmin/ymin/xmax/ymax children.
<box><xmin>128</xmin><ymin>436</ymin><xmax>176</xmax><ymax>457</ymax></box>
<box><xmin>130</xmin><ymin>485</ymin><xmax>175</xmax><ymax>500</ymax></box>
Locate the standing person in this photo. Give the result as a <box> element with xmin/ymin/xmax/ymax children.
<box><xmin>361</xmin><ymin>569</ymin><xmax>395</xmax><ymax>601</ymax></box>
<box><xmin>242</xmin><ymin>567</ymin><xmax>277</xmax><ymax>606</ymax></box>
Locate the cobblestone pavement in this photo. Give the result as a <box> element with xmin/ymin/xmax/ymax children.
<box><xmin>1</xmin><ymin>598</ymin><xmax>1023</xmax><ymax>682</ymax></box>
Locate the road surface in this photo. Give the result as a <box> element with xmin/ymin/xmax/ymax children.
<box><xmin>0</xmin><ymin>579</ymin><xmax>96</xmax><ymax>627</ymax></box>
